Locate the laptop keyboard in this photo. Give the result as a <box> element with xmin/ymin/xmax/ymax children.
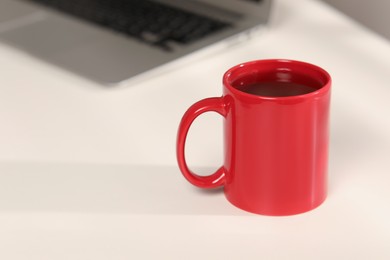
<box><xmin>26</xmin><ymin>0</ymin><xmax>231</xmax><ymax>50</ymax></box>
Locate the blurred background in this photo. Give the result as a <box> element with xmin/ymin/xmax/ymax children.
<box><xmin>323</xmin><ymin>0</ymin><xmax>390</xmax><ymax>40</ymax></box>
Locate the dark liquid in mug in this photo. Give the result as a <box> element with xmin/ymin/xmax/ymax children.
<box><xmin>239</xmin><ymin>81</ymin><xmax>318</xmax><ymax>97</ymax></box>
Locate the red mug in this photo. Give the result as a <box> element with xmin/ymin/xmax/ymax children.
<box><xmin>177</xmin><ymin>59</ymin><xmax>331</xmax><ymax>216</ymax></box>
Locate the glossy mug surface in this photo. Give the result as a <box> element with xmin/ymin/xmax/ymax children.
<box><xmin>177</xmin><ymin>59</ymin><xmax>331</xmax><ymax>216</ymax></box>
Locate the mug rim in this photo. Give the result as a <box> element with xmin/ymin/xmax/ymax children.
<box><xmin>223</xmin><ymin>59</ymin><xmax>332</xmax><ymax>100</ymax></box>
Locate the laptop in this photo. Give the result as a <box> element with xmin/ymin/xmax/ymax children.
<box><xmin>0</xmin><ymin>0</ymin><xmax>272</xmax><ymax>85</ymax></box>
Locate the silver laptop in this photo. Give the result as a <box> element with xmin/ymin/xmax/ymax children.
<box><xmin>0</xmin><ymin>0</ymin><xmax>272</xmax><ymax>85</ymax></box>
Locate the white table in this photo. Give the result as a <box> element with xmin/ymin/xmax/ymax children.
<box><xmin>1</xmin><ymin>0</ymin><xmax>390</xmax><ymax>259</ymax></box>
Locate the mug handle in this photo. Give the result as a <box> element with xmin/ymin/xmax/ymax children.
<box><xmin>177</xmin><ymin>97</ymin><xmax>227</xmax><ymax>188</ymax></box>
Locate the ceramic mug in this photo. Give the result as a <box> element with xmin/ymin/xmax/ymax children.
<box><xmin>177</xmin><ymin>59</ymin><xmax>331</xmax><ymax>216</ymax></box>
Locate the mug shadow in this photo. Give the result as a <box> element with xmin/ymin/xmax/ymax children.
<box><xmin>193</xmin><ymin>186</ymin><xmax>224</xmax><ymax>195</ymax></box>
<box><xmin>0</xmin><ymin>162</ymin><xmax>246</xmax><ymax>216</ymax></box>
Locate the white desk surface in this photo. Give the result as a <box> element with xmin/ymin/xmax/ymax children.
<box><xmin>1</xmin><ymin>0</ymin><xmax>390</xmax><ymax>259</ymax></box>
